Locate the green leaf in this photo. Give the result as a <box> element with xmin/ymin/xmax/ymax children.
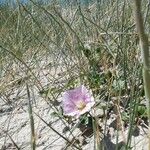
<box><xmin>137</xmin><ymin>104</ymin><xmax>147</xmax><ymax>117</ymax></box>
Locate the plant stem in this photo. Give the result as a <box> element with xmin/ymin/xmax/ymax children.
<box><xmin>26</xmin><ymin>84</ymin><xmax>36</xmax><ymax>150</ymax></box>
<box><xmin>133</xmin><ymin>1</ymin><xmax>150</xmax><ymax>149</ymax></box>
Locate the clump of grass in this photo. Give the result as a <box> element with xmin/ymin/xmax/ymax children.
<box><xmin>0</xmin><ymin>0</ymin><xmax>150</xmax><ymax>149</ymax></box>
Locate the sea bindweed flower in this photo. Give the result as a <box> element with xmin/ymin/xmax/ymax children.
<box><xmin>62</xmin><ymin>85</ymin><xmax>95</xmax><ymax>118</ymax></box>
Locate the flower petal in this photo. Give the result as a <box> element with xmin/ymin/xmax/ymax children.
<box><xmin>62</xmin><ymin>85</ymin><xmax>95</xmax><ymax>117</ymax></box>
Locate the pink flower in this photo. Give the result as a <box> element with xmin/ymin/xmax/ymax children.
<box><xmin>62</xmin><ymin>85</ymin><xmax>95</xmax><ymax>118</ymax></box>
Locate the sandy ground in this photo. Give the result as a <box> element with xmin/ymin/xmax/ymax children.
<box><xmin>0</xmin><ymin>56</ymin><xmax>149</xmax><ymax>150</ymax></box>
<box><xmin>0</xmin><ymin>95</ymin><xmax>149</xmax><ymax>150</ymax></box>
<box><xmin>0</xmin><ymin>86</ymin><xmax>94</xmax><ymax>150</ymax></box>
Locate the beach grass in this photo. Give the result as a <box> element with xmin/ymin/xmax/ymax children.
<box><xmin>0</xmin><ymin>0</ymin><xmax>149</xmax><ymax>149</ymax></box>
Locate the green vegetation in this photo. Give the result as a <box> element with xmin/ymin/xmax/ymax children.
<box><xmin>0</xmin><ymin>0</ymin><xmax>150</xmax><ymax>149</ymax></box>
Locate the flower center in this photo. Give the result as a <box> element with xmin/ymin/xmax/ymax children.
<box><xmin>76</xmin><ymin>101</ymin><xmax>86</xmax><ymax>110</ymax></box>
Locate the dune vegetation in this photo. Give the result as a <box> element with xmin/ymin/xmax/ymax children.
<box><xmin>0</xmin><ymin>0</ymin><xmax>150</xmax><ymax>149</ymax></box>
